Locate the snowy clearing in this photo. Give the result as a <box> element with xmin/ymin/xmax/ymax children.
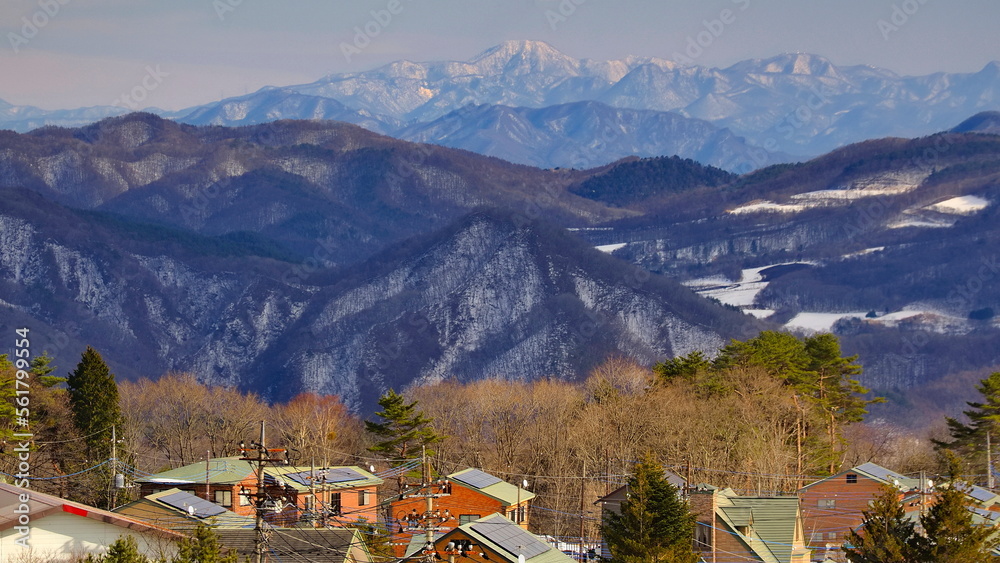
<box><xmin>687</xmin><ymin>262</ymin><xmax>814</xmax><ymax>309</ymax></box>
<box><xmin>728</xmin><ymin>171</ymin><xmax>930</xmax><ymax>215</ymax></box>
<box><xmin>595</xmin><ymin>243</ymin><xmax>627</xmax><ymax>253</ymax></box>
<box><xmin>926</xmin><ymin>195</ymin><xmax>989</xmax><ymax>215</ymax></box>
<box><xmin>887</xmin><ymin>217</ymin><xmax>954</xmax><ymax>229</ymax></box>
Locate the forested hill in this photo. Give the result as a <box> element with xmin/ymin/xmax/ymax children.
<box><xmin>0</xmin><ymin>166</ymin><xmax>761</xmax><ymax>411</ymax></box>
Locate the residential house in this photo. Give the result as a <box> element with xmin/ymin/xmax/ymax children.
<box><xmin>390</xmin><ymin>468</ymin><xmax>534</xmax><ymax>558</ymax></box>
<box><xmin>115</xmin><ymin>488</ymin><xmax>254</xmax><ymax>532</ymax></box>
<box><xmin>214</xmin><ymin>527</ymin><xmax>373</xmax><ymax>563</ymax></box>
<box><xmin>594</xmin><ymin>470</ymin><xmax>687</xmax><ymax>559</ymax></box>
<box><xmin>412</xmin><ymin>513</ymin><xmax>574</xmax><ymax>563</ymax></box>
<box><xmin>137</xmin><ymin>457</ymin><xmax>382</xmax><ymax>527</ymax></box>
<box><xmin>797</xmin><ymin>462</ymin><xmax>925</xmax><ymax>561</ymax></box>
<box><xmin>0</xmin><ymin>482</ymin><xmax>183</xmax><ymax>561</ymax></box>
<box><xmin>690</xmin><ymin>484</ymin><xmax>811</xmax><ymax>563</ymax></box>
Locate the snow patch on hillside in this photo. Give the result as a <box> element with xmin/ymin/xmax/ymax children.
<box><xmin>785</xmin><ymin>307</ymin><xmax>967</xmax><ymax>334</ymax></box>
<box><xmin>729</xmin><ymin>200</ymin><xmax>806</xmax><ymax>214</ymax></box>
<box><xmin>686</xmin><ymin>262</ymin><xmax>814</xmax><ymax>309</ymax></box>
<box><xmin>926</xmin><ymin>195</ymin><xmax>989</xmax><ymax>215</ymax></box>
<box><xmin>729</xmin><ymin>171</ymin><xmax>931</xmax><ymax>215</ymax></box>
<box><xmin>595</xmin><ymin>243</ymin><xmax>627</xmax><ymax>253</ymax></box>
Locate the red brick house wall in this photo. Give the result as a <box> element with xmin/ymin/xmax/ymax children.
<box><xmin>390</xmin><ymin>483</ymin><xmax>526</xmax><ymax>557</ymax></box>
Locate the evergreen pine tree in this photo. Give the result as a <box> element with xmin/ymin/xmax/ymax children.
<box><xmin>602</xmin><ymin>454</ymin><xmax>699</xmax><ymax>563</ymax></box>
<box><xmin>843</xmin><ymin>484</ymin><xmax>917</xmax><ymax>563</ymax></box>
<box><xmin>67</xmin><ymin>346</ymin><xmax>122</xmax><ymax>462</ymax></box>
<box><xmin>803</xmin><ymin>334</ymin><xmax>881</xmax><ymax>473</ymax></box>
<box><xmin>83</xmin><ymin>535</ymin><xmax>150</xmax><ymax>563</ymax></box>
<box><xmin>172</xmin><ymin>523</ymin><xmax>239</xmax><ymax>563</ymax></box>
<box><xmin>934</xmin><ymin>371</ymin><xmax>1000</xmax><ymax>471</ymax></box>
<box><xmin>911</xmin><ymin>453</ymin><xmax>1000</xmax><ymax>563</ymax></box>
<box><xmin>365</xmin><ymin>389</ymin><xmax>442</xmax><ymax>460</ymax></box>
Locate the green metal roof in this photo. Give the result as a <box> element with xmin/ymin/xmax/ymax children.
<box><xmin>138</xmin><ymin>457</ymin><xmax>256</xmax><ymax>485</ymax></box>
<box><xmin>449</xmin><ymin>469</ymin><xmax>535</xmax><ymax>506</ymax></box>
<box><xmin>720</xmin><ymin>506</ymin><xmax>753</xmax><ymax>527</ymax></box>
<box><xmin>714</xmin><ymin>488</ymin><xmax>808</xmax><ymax>563</ymax></box>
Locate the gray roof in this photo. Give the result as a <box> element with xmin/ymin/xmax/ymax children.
<box><xmin>445</xmin><ymin>514</ymin><xmax>574</xmax><ymax>563</ymax></box>
<box><xmin>215</xmin><ymin>527</ymin><xmax>365</xmax><ymax>563</ymax></box>
<box><xmin>449</xmin><ymin>469</ymin><xmax>534</xmax><ymax>506</ymax></box>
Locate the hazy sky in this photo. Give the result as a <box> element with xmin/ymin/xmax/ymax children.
<box><xmin>3</xmin><ymin>0</ymin><xmax>999</xmax><ymax>111</ymax></box>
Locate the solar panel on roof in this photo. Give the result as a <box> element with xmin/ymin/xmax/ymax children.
<box><xmin>323</xmin><ymin>467</ymin><xmax>365</xmax><ymax>483</ymax></box>
<box><xmin>855</xmin><ymin>462</ymin><xmax>906</xmax><ymax>482</ymax></box>
<box><xmin>453</xmin><ymin>469</ymin><xmax>502</xmax><ymax>489</ymax></box>
<box><xmin>283</xmin><ymin>467</ymin><xmax>366</xmax><ymax>487</ymax></box>
<box><xmin>159</xmin><ymin>491</ymin><xmax>227</xmax><ymax>518</ymax></box>
<box><xmin>966</xmin><ymin>484</ymin><xmax>996</xmax><ymax>503</ymax></box>
<box><xmin>471</xmin><ymin>515</ymin><xmax>549</xmax><ymax>559</ymax></box>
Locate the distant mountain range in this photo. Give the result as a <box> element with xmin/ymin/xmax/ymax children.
<box><xmin>5</xmin><ymin>40</ymin><xmax>998</xmax><ymax>170</ymax></box>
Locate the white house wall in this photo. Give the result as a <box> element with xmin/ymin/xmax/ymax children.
<box><xmin>0</xmin><ymin>512</ymin><xmax>177</xmax><ymax>562</ymax></box>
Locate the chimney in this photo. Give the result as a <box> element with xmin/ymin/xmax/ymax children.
<box><xmin>688</xmin><ymin>486</ymin><xmax>718</xmax><ymax>563</ymax></box>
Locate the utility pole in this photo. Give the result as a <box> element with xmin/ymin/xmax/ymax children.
<box><xmin>426</xmin><ymin>451</ymin><xmax>434</xmax><ymax>562</ymax></box>
<box><xmin>206</xmin><ymin>451</ymin><xmax>211</xmax><ymax>502</ymax></box>
<box><xmin>686</xmin><ymin>459</ymin><xmax>693</xmax><ymax>498</ymax></box>
<box><xmin>580</xmin><ymin>460</ymin><xmax>586</xmax><ymax>562</ymax></box>
<box><xmin>989</xmin><ymin>432</ymin><xmax>995</xmax><ymax>490</ymax></box>
<box><xmin>241</xmin><ymin>421</ymin><xmax>286</xmax><ymax>563</ymax></box>
<box><xmin>920</xmin><ymin>470</ymin><xmax>927</xmax><ymax>518</ymax></box>
<box><xmin>109</xmin><ymin>425</ymin><xmax>117</xmax><ymax>510</ymax></box>
<box><xmin>310</xmin><ymin>457</ymin><xmax>317</xmax><ymax>525</ymax></box>
<box><xmin>404</xmin><ymin>447</ymin><xmax>450</xmax><ymax>563</ymax></box>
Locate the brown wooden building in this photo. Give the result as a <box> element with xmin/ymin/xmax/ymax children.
<box><xmin>797</xmin><ymin>462</ymin><xmax>927</xmax><ymax>562</ymax></box>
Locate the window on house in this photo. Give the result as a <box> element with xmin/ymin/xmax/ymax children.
<box><xmin>330</xmin><ymin>493</ymin><xmax>342</xmax><ymax>516</ymax></box>
<box><xmin>459</xmin><ymin>514</ymin><xmax>481</xmax><ymax>525</ymax></box>
<box><xmin>846</xmin><ymin>474</ymin><xmax>858</xmax><ymax>484</ymax></box>
<box><xmin>358</xmin><ymin>490</ymin><xmax>371</xmax><ymax>506</ymax></box>
<box><xmin>239</xmin><ymin>491</ymin><xmax>251</xmax><ymax>506</ymax></box>
<box><xmin>695</xmin><ymin>525</ymin><xmax>711</xmax><ymax>549</ymax></box>
<box><xmin>305</xmin><ymin>495</ymin><xmax>315</xmax><ymax>511</ymax></box>
<box><xmin>818</xmin><ymin>499</ymin><xmax>836</xmax><ymax>508</ymax></box>
<box><xmin>214</xmin><ymin>490</ymin><xmax>232</xmax><ymax>507</ymax></box>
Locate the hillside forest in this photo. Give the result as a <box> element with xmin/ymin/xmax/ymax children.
<box><xmin>0</xmin><ymin>332</ymin><xmax>967</xmax><ymax>542</ymax></box>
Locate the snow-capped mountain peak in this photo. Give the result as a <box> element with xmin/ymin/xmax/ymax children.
<box><xmin>469</xmin><ymin>39</ymin><xmax>580</xmax><ymax>75</ymax></box>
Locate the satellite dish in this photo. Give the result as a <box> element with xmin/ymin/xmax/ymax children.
<box><xmin>370</xmin><ymin>464</ymin><xmax>376</xmax><ymax>473</ymax></box>
<box><xmin>187</xmin><ymin>505</ymin><xmax>196</xmax><ymax>516</ymax></box>
<box><xmin>518</xmin><ymin>554</ymin><xmax>526</xmax><ymax>563</ymax></box>
<box><xmin>927</xmin><ymin>480</ymin><xmax>934</xmax><ymax>489</ymax></box>
<box><xmin>522</xmin><ymin>479</ymin><xmax>529</xmax><ymax>488</ymax></box>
